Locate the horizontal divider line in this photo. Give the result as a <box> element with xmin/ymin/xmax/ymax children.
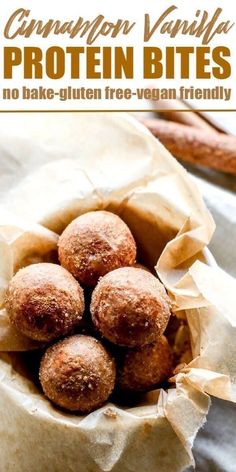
<box><xmin>0</xmin><ymin>109</ymin><xmax>236</xmax><ymax>113</ymax></box>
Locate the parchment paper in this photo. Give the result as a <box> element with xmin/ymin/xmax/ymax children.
<box><xmin>0</xmin><ymin>113</ymin><xmax>235</xmax><ymax>472</ymax></box>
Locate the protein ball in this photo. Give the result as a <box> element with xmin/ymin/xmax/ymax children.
<box><xmin>58</xmin><ymin>211</ymin><xmax>137</xmax><ymax>286</ymax></box>
<box><xmin>91</xmin><ymin>267</ymin><xmax>171</xmax><ymax>347</ymax></box>
<box><xmin>39</xmin><ymin>335</ymin><xmax>116</xmax><ymax>412</ymax></box>
<box><xmin>6</xmin><ymin>263</ymin><xmax>84</xmax><ymax>342</ymax></box>
<box><xmin>133</xmin><ymin>262</ymin><xmax>152</xmax><ymax>272</ymax></box>
<box><xmin>117</xmin><ymin>335</ymin><xmax>173</xmax><ymax>392</ymax></box>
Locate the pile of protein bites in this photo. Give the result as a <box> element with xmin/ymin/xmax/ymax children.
<box><xmin>6</xmin><ymin>211</ymin><xmax>173</xmax><ymax>413</ymax></box>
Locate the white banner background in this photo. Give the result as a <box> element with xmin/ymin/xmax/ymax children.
<box><xmin>0</xmin><ymin>0</ymin><xmax>236</xmax><ymax>110</ymax></box>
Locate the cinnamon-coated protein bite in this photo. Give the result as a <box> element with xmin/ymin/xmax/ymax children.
<box><xmin>133</xmin><ymin>262</ymin><xmax>152</xmax><ymax>272</ymax></box>
<box><xmin>91</xmin><ymin>267</ymin><xmax>171</xmax><ymax>347</ymax></box>
<box><xmin>39</xmin><ymin>335</ymin><xmax>116</xmax><ymax>412</ymax></box>
<box><xmin>117</xmin><ymin>335</ymin><xmax>173</xmax><ymax>392</ymax></box>
<box><xmin>58</xmin><ymin>211</ymin><xmax>137</xmax><ymax>286</ymax></box>
<box><xmin>6</xmin><ymin>263</ymin><xmax>84</xmax><ymax>342</ymax></box>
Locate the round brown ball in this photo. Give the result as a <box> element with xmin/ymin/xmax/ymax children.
<box><xmin>39</xmin><ymin>335</ymin><xmax>116</xmax><ymax>412</ymax></box>
<box><xmin>117</xmin><ymin>336</ymin><xmax>173</xmax><ymax>392</ymax></box>
<box><xmin>133</xmin><ymin>263</ymin><xmax>152</xmax><ymax>272</ymax></box>
<box><xmin>91</xmin><ymin>267</ymin><xmax>171</xmax><ymax>347</ymax></box>
<box><xmin>6</xmin><ymin>263</ymin><xmax>84</xmax><ymax>342</ymax></box>
<box><xmin>58</xmin><ymin>211</ymin><xmax>137</xmax><ymax>286</ymax></box>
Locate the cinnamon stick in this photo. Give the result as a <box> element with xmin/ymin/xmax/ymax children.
<box><xmin>141</xmin><ymin>118</ymin><xmax>236</xmax><ymax>175</ymax></box>
<box><xmin>153</xmin><ymin>99</ymin><xmax>219</xmax><ymax>134</ymax></box>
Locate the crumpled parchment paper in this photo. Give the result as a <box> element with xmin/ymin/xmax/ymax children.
<box><xmin>0</xmin><ymin>113</ymin><xmax>235</xmax><ymax>472</ymax></box>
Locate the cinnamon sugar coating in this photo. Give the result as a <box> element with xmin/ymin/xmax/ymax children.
<box><xmin>58</xmin><ymin>211</ymin><xmax>137</xmax><ymax>286</ymax></box>
<box><xmin>91</xmin><ymin>267</ymin><xmax>171</xmax><ymax>347</ymax></box>
<box><xmin>6</xmin><ymin>263</ymin><xmax>84</xmax><ymax>342</ymax></box>
<box><xmin>39</xmin><ymin>335</ymin><xmax>116</xmax><ymax>412</ymax></box>
<box><xmin>117</xmin><ymin>335</ymin><xmax>173</xmax><ymax>392</ymax></box>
